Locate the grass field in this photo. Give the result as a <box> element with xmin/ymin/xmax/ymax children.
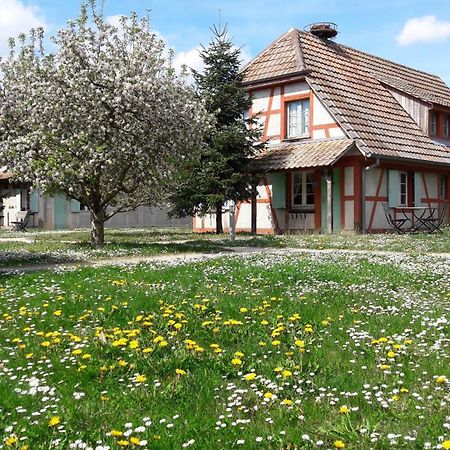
<box><xmin>0</xmin><ymin>226</ymin><xmax>449</xmax><ymax>268</ymax></box>
<box><xmin>0</xmin><ymin>250</ymin><xmax>448</xmax><ymax>449</ymax></box>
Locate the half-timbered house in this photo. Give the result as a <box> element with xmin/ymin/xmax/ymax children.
<box><xmin>193</xmin><ymin>23</ymin><xmax>450</xmax><ymax>234</ymax></box>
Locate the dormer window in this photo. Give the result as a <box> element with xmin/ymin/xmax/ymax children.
<box><xmin>430</xmin><ymin>112</ymin><xmax>437</xmax><ymax>136</ymax></box>
<box><xmin>444</xmin><ymin>115</ymin><xmax>449</xmax><ymax>138</ymax></box>
<box><xmin>287</xmin><ymin>99</ymin><xmax>310</xmax><ymax>138</ymax></box>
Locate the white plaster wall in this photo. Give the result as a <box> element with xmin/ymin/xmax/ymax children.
<box><xmin>344</xmin><ymin>200</ymin><xmax>354</xmax><ymax>230</ymax></box>
<box><xmin>365</xmin><ymin>202</ymin><xmax>389</xmax><ymax>230</ymax></box>
<box><xmin>344</xmin><ymin>167</ymin><xmax>354</xmax><ymax>196</ymax></box>
<box><xmin>266</xmin><ymin>113</ymin><xmax>281</xmax><ymax>137</ymax></box>
<box><xmin>423</xmin><ymin>173</ymin><xmax>438</xmax><ymax>199</ymax></box>
<box><xmin>271</xmin><ymin>87</ymin><xmax>281</xmax><ymax>110</ymax></box>
<box><xmin>252</xmin><ymin>89</ymin><xmax>271</xmax><ymax>112</ymax></box>
<box><xmin>284</xmin><ymin>81</ymin><xmax>309</xmax><ymax>96</ymax></box>
<box><xmin>329</xmin><ymin>127</ymin><xmax>346</xmax><ymax>138</ymax></box>
<box><xmin>236</xmin><ymin>203</ymin><xmax>252</xmax><ymax>229</ymax></box>
<box><xmin>257</xmin><ymin>203</ymin><xmax>275</xmax><ymax>229</ymax></box>
<box><xmin>365</xmin><ymin>169</ymin><xmax>386</xmax><ymax>197</ymax></box>
<box><xmin>313</xmin><ymin>94</ymin><xmax>337</xmax><ymax>126</ymax></box>
<box><xmin>313</xmin><ymin>129</ymin><xmax>326</xmax><ymax>140</ymax></box>
<box><xmin>287</xmin><ymin>212</ymin><xmax>315</xmax><ymax>230</ymax></box>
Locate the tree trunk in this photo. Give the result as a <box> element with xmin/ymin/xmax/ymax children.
<box><xmin>215</xmin><ymin>203</ymin><xmax>223</xmax><ymax>234</ymax></box>
<box><xmin>90</xmin><ymin>209</ymin><xmax>106</xmax><ymax>248</ymax></box>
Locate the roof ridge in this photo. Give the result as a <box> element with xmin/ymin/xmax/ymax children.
<box><xmin>289</xmin><ymin>29</ymin><xmax>307</xmax><ymax>72</ymax></box>
<box><xmin>294</xmin><ymin>28</ymin><xmax>446</xmax><ymax>83</ymax></box>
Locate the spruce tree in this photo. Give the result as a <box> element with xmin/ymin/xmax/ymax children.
<box><xmin>170</xmin><ymin>26</ymin><xmax>263</xmax><ymax>234</ymax></box>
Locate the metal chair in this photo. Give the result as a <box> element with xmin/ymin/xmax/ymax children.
<box><xmin>382</xmin><ymin>203</ymin><xmax>409</xmax><ymax>233</ymax></box>
<box><xmin>11</xmin><ymin>210</ymin><xmax>31</xmax><ymax>232</ymax></box>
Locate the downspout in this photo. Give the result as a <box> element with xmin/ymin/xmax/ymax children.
<box><xmin>362</xmin><ymin>158</ymin><xmax>380</xmax><ymax>233</ymax></box>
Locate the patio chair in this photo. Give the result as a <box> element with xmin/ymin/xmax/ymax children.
<box><xmin>382</xmin><ymin>203</ymin><xmax>409</xmax><ymax>233</ymax></box>
<box><xmin>424</xmin><ymin>202</ymin><xmax>448</xmax><ymax>233</ymax></box>
<box><xmin>11</xmin><ymin>210</ymin><xmax>31</xmax><ymax>232</ymax></box>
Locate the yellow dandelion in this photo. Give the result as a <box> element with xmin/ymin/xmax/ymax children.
<box><xmin>436</xmin><ymin>375</ymin><xmax>448</xmax><ymax>384</ymax></box>
<box><xmin>282</xmin><ymin>370</ymin><xmax>292</xmax><ymax>378</ymax></box>
<box><xmin>130</xmin><ymin>437</ymin><xmax>141</xmax><ymax>445</ymax></box>
<box><xmin>5</xmin><ymin>435</ymin><xmax>19</xmax><ymax>447</ymax></box>
<box><xmin>281</xmin><ymin>399</ymin><xmax>293</xmax><ymax>405</ymax></box>
<box><xmin>339</xmin><ymin>405</ymin><xmax>349</xmax><ymax>414</ymax></box>
<box><xmin>264</xmin><ymin>392</ymin><xmax>273</xmax><ymax>399</ymax></box>
<box><xmin>333</xmin><ymin>440</ymin><xmax>345</xmax><ymax>449</ymax></box>
<box><xmin>231</xmin><ymin>358</ymin><xmax>242</xmax><ymax>366</ymax></box>
<box><xmin>441</xmin><ymin>441</ymin><xmax>450</xmax><ymax>450</ymax></box>
<box><xmin>244</xmin><ymin>373</ymin><xmax>256</xmax><ymax>381</ymax></box>
<box><xmin>272</xmin><ymin>340</ymin><xmax>281</xmax><ymax>346</ymax></box>
<box><xmin>175</xmin><ymin>368</ymin><xmax>187</xmax><ymax>375</ymax></box>
<box><xmin>135</xmin><ymin>374</ymin><xmax>147</xmax><ymax>383</ymax></box>
<box><xmin>110</xmin><ymin>430</ymin><xmax>123</xmax><ymax>437</ymax></box>
<box><xmin>129</xmin><ymin>340</ymin><xmax>139</xmax><ymax>349</ymax></box>
<box><xmin>48</xmin><ymin>416</ymin><xmax>61</xmax><ymax>427</ymax></box>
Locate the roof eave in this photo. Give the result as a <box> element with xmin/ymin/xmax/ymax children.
<box><xmin>367</xmin><ymin>153</ymin><xmax>450</xmax><ymax>168</ymax></box>
<box><xmin>242</xmin><ymin>70</ymin><xmax>310</xmax><ymax>89</ymax></box>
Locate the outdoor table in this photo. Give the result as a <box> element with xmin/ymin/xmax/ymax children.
<box><xmin>385</xmin><ymin>205</ymin><xmax>446</xmax><ymax>233</ymax></box>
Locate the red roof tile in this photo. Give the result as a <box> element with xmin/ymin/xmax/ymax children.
<box><xmin>253</xmin><ymin>138</ymin><xmax>355</xmax><ymax>171</ymax></box>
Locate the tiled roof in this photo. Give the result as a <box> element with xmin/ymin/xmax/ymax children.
<box><xmin>253</xmin><ymin>138</ymin><xmax>355</xmax><ymax>171</ymax></box>
<box><xmin>242</xmin><ymin>29</ymin><xmax>450</xmax><ymax>166</ymax></box>
<box><xmin>241</xmin><ymin>30</ymin><xmax>306</xmax><ymax>83</ymax></box>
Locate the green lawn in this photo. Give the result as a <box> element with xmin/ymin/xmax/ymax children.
<box><xmin>0</xmin><ymin>251</ymin><xmax>448</xmax><ymax>449</ymax></box>
<box><xmin>0</xmin><ymin>226</ymin><xmax>449</xmax><ymax>269</ymax></box>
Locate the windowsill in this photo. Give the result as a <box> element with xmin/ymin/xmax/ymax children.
<box><xmin>283</xmin><ymin>135</ymin><xmax>310</xmax><ymax>142</ymax></box>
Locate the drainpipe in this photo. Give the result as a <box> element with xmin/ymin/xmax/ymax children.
<box><xmin>362</xmin><ymin>158</ymin><xmax>380</xmax><ymax>233</ymax></box>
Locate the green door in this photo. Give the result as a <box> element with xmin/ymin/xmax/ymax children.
<box><xmin>332</xmin><ymin>168</ymin><xmax>341</xmax><ymax>233</ymax></box>
<box><xmin>54</xmin><ymin>195</ymin><xmax>68</xmax><ymax>229</ymax></box>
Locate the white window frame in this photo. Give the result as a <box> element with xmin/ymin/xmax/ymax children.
<box><xmin>286</xmin><ymin>99</ymin><xmax>310</xmax><ymax>139</ymax></box>
<box><xmin>292</xmin><ymin>171</ymin><xmax>315</xmax><ymax>209</ymax></box>
<box><xmin>399</xmin><ymin>172</ymin><xmax>408</xmax><ymax>206</ymax></box>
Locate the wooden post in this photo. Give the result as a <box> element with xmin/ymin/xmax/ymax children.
<box><xmin>354</xmin><ymin>162</ymin><xmax>362</xmax><ymax>232</ymax></box>
<box><xmin>447</xmin><ymin>174</ymin><xmax>450</xmax><ymax>224</ymax></box>
<box><xmin>314</xmin><ymin>170</ymin><xmax>321</xmax><ymax>231</ymax></box>
<box><xmin>326</xmin><ymin>173</ymin><xmax>332</xmax><ymax>234</ymax></box>
<box><xmin>251</xmin><ymin>180</ymin><xmax>257</xmax><ymax>235</ymax></box>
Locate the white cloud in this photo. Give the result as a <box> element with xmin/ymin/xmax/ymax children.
<box><xmin>106</xmin><ymin>15</ymin><xmax>125</xmax><ymax>29</ymax></box>
<box><xmin>396</xmin><ymin>15</ymin><xmax>450</xmax><ymax>46</ymax></box>
<box><xmin>173</xmin><ymin>46</ymin><xmax>252</xmax><ymax>76</ymax></box>
<box><xmin>0</xmin><ymin>0</ymin><xmax>46</xmax><ymax>56</ymax></box>
<box><xmin>173</xmin><ymin>46</ymin><xmax>204</xmax><ymax>75</ymax></box>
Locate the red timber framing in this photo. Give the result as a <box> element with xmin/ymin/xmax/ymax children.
<box><xmin>250</xmin><ymin>80</ymin><xmax>342</xmax><ymax>143</ymax></box>
<box><xmin>363</xmin><ymin>160</ymin><xmax>450</xmax><ymax>232</ymax></box>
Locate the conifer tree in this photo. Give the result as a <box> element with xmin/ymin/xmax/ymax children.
<box><xmin>170</xmin><ymin>26</ymin><xmax>262</xmax><ymax>234</ymax></box>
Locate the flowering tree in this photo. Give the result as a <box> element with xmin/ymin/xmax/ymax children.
<box><xmin>0</xmin><ymin>3</ymin><xmax>209</xmax><ymax>246</ymax></box>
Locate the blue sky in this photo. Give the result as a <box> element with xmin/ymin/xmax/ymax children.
<box><xmin>1</xmin><ymin>0</ymin><xmax>450</xmax><ymax>83</ymax></box>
